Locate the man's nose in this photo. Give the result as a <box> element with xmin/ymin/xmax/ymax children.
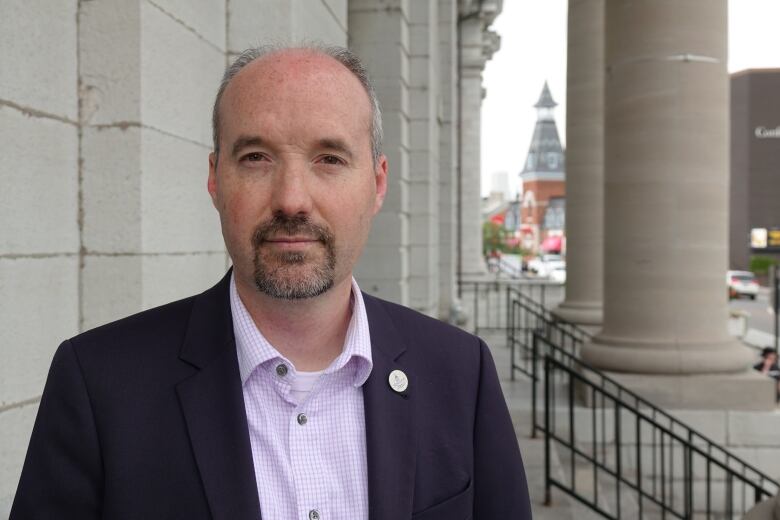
<box><xmin>270</xmin><ymin>161</ymin><xmax>313</xmax><ymax>217</ymax></box>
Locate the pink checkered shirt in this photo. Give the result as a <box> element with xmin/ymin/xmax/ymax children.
<box><xmin>230</xmin><ymin>275</ymin><xmax>373</xmax><ymax>520</ymax></box>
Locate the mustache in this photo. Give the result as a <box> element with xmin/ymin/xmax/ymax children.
<box><xmin>251</xmin><ymin>214</ymin><xmax>333</xmax><ymax>248</ymax></box>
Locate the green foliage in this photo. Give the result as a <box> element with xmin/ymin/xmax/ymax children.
<box><xmin>482</xmin><ymin>221</ymin><xmax>530</xmax><ymax>256</ymax></box>
<box><xmin>750</xmin><ymin>255</ymin><xmax>779</xmax><ymax>275</ymax></box>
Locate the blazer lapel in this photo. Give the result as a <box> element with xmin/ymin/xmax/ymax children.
<box><xmin>176</xmin><ymin>272</ymin><xmax>261</xmax><ymax>520</ymax></box>
<box><xmin>362</xmin><ymin>294</ymin><xmax>417</xmax><ymax>520</ymax></box>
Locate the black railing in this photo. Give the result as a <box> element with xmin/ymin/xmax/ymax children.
<box><xmin>537</xmin><ymin>333</ymin><xmax>779</xmax><ymax>518</ymax></box>
<box><xmin>458</xmin><ymin>279</ymin><xmax>563</xmax><ymax>336</ymax></box>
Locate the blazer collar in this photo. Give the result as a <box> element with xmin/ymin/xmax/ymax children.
<box><xmin>176</xmin><ymin>270</ymin><xmax>262</xmax><ymax>519</ymax></box>
<box><xmin>362</xmin><ymin>293</ymin><xmax>417</xmax><ymax>520</ymax></box>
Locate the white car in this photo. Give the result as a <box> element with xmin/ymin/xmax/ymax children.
<box><xmin>727</xmin><ymin>270</ymin><xmax>759</xmax><ymax>300</ymax></box>
<box><xmin>528</xmin><ymin>254</ymin><xmax>565</xmax><ymax>278</ymax></box>
<box><xmin>549</xmin><ymin>266</ymin><xmax>567</xmax><ymax>284</ymax></box>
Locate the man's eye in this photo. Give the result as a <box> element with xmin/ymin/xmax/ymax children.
<box><xmin>241</xmin><ymin>152</ymin><xmax>266</xmax><ymax>162</ymax></box>
<box><xmin>319</xmin><ymin>155</ymin><xmax>345</xmax><ymax>165</ymax></box>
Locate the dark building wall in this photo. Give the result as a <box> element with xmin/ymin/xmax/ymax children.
<box><xmin>730</xmin><ymin>69</ymin><xmax>780</xmax><ymax>270</ymax></box>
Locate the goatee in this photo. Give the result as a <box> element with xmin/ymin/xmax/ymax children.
<box><xmin>251</xmin><ymin>214</ymin><xmax>336</xmax><ymax>299</ymax></box>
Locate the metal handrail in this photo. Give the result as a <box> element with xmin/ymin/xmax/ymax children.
<box><xmin>503</xmin><ymin>286</ymin><xmax>779</xmax><ymax>517</ymax></box>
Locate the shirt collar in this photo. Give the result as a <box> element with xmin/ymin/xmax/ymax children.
<box><xmin>230</xmin><ymin>274</ymin><xmax>373</xmax><ymax>388</ymax></box>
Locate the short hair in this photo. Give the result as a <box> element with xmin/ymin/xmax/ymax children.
<box><xmin>212</xmin><ymin>44</ymin><xmax>383</xmax><ymax>166</ymax></box>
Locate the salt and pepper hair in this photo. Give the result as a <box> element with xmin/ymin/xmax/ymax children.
<box><xmin>211</xmin><ymin>44</ymin><xmax>383</xmax><ymax>166</ymax></box>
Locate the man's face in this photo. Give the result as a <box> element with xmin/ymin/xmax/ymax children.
<box><xmin>208</xmin><ymin>50</ymin><xmax>387</xmax><ymax>299</ymax></box>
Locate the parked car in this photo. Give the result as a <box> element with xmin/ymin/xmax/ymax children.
<box><xmin>528</xmin><ymin>254</ymin><xmax>565</xmax><ymax>278</ymax></box>
<box><xmin>549</xmin><ymin>266</ymin><xmax>567</xmax><ymax>284</ymax></box>
<box><xmin>727</xmin><ymin>270</ymin><xmax>759</xmax><ymax>300</ymax></box>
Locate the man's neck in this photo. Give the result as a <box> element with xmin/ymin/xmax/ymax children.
<box><xmin>234</xmin><ymin>275</ymin><xmax>354</xmax><ymax>372</ymax></box>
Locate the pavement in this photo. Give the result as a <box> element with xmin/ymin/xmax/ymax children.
<box><xmin>481</xmin><ymin>330</ymin><xmax>604</xmax><ymax>519</ymax></box>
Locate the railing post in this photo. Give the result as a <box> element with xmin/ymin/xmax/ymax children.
<box><xmin>531</xmin><ymin>333</ymin><xmax>538</xmax><ymax>438</ymax></box>
<box><xmin>544</xmin><ymin>355</ymin><xmax>552</xmax><ymax>506</ymax></box>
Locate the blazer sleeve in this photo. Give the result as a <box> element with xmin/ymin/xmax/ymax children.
<box><xmin>10</xmin><ymin>340</ymin><xmax>103</xmax><ymax>519</ymax></box>
<box><xmin>472</xmin><ymin>338</ymin><xmax>533</xmax><ymax>518</ymax></box>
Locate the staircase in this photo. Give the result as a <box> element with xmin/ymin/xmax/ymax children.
<box><xmin>463</xmin><ymin>279</ymin><xmax>779</xmax><ymax>520</ymax></box>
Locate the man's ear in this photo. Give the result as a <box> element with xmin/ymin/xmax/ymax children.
<box><xmin>207</xmin><ymin>152</ymin><xmax>218</xmax><ymax>208</ymax></box>
<box><xmin>373</xmin><ymin>154</ymin><xmax>388</xmax><ymax>215</ymax></box>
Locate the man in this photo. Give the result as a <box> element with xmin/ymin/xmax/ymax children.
<box><xmin>12</xmin><ymin>45</ymin><xmax>531</xmax><ymax>519</ymax></box>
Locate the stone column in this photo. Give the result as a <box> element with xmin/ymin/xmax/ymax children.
<box><xmin>437</xmin><ymin>0</ymin><xmax>460</xmax><ymax>319</ymax></box>
<box><xmin>458</xmin><ymin>13</ymin><xmax>498</xmax><ymax>277</ymax></box>
<box><xmin>350</xmin><ymin>0</ymin><xmax>411</xmax><ymax>305</ymax></box>
<box><xmin>407</xmin><ymin>0</ymin><xmax>440</xmax><ymax>317</ymax></box>
<box><xmin>581</xmin><ymin>0</ymin><xmax>771</xmax><ymax>409</ymax></box>
<box><xmin>553</xmin><ymin>0</ymin><xmax>605</xmax><ymax>326</ymax></box>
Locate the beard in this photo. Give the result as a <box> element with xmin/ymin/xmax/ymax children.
<box><xmin>251</xmin><ymin>214</ymin><xmax>336</xmax><ymax>299</ymax></box>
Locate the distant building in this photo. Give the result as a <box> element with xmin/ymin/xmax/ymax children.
<box><xmin>730</xmin><ymin>69</ymin><xmax>780</xmax><ymax>270</ymax></box>
<box><xmin>519</xmin><ymin>82</ymin><xmax>566</xmax><ymax>255</ymax></box>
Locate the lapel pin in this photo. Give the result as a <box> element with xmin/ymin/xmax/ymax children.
<box><xmin>388</xmin><ymin>369</ymin><xmax>409</xmax><ymax>393</ymax></box>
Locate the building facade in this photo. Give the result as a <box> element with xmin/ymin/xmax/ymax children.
<box><xmin>0</xmin><ymin>0</ymin><xmax>501</xmax><ymax>512</ymax></box>
<box><xmin>730</xmin><ymin>69</ymin><xmax>780</xmax><ymax>271</ymax></box>
<box><xmin>519</xmin><ymin>82</ymin><xmax>566</xmax><ymax>255</ymax></box>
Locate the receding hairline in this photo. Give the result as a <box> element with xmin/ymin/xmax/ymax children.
<box><xmin>212</xmin><ymin>44</ymin><xmax>384</xmax><ymax>166</ymax></box>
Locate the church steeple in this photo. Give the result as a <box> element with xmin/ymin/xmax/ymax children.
<box><xmin>521</xmin><ymin>81</ymin><xmax>565</xmax><ymax>179</ymax></box>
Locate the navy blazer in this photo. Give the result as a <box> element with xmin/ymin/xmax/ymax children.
<box><xmin>11</xmin><ymin>272</ymin><xmax>531</xmax><ymax>519</ymax></box>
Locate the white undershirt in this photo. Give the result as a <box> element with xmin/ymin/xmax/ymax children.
<box><xmin>289</xmin><ymin>369</ymin><xmax>325</xmax><ymax>404</ymax></box>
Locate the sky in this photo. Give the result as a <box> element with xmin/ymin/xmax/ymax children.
<box><xmin>481</xmin><ymin>0</ymin><xmax>780</xmax><ymax>197</ymax></box>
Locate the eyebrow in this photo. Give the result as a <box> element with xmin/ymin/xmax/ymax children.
<box><xmin>231</xmin><ymin>135</ymin><xmax>265</xmax><ymax>159</ymax></box>
<box><xmin>316</xmin><ymin>138</ymin><xmax>354</xmax><ymax>161</ymax></box>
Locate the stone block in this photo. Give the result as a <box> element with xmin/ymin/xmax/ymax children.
<box><xmin>81</xmin><ymin>255</ymin><xmax>143</xmax><ymax>331</ymax></box>
<box><xmin>0</xmin><ymin>108</ymin><xmax>79</xmax><ymax>254</ymax></box>
<box><xmin>367</xmin><ymin>212</ymin><xmax>408</xmax><ymax>246</ymax></box>
<box><xmin>409</xmin><ymin>120</ymin><xmax>432</xmax><ymax>150</ymax></box>
<box><xmin>141</xmin><ymin>1</ymin><xmax>225</xmax><ymax>147</ymax></box>
<box><xmin>355</xmin><ymin>278</ymin><xmax>408</xmax><ymax>306</ymax></box>
<box><xmin>382</xmin><ymin>111</ymin><xmax>410</xmax><ymax>150</ymax></box>
<box><xmin>228</xmin><ymin>0</ymin><xmax>291</xmax><ymax>51</ymax></box>
<box><xmin>409</xmin><ymin>244</ymin><xmax>436</xmax><ymax>277</ymax></box>
<box><xmin>408</xmin><ymin>180</ymin><xmax>433</xmax><ymax>211</ymax></box>
<box><xmin>728</xmin><ymin>410</ymin><xmax>780</xmax><ymax>447</ymax></box>
<box><xmin>378</xmin><ymin>175</ymin><xmax>408</xmax><ymax>216</ymax></box>
<box><xmin>140</xmin><ymin>130</ymin><xmax>224</xmax><ymax>253</ymax></box>
<box><xmin>322</xmin><ymin>0</ymin><xmax>348</xmax><ymax>28</ymax></box>
<box><xmin>81</xmin><ymin>126</ymin><xmax>143</xmax><ymax>253</ymax></box>
<box><xmin>409</xmin><ymin>213</ymin><xmax>435</xmax><ymax>246</ymax></box>
<box><xmin>373</xmin><ymin>79</ymin><xmax>410</xmax><ymax>114</ymax></box>
<box><xmin>78</xmin><ymin>0</ymin><xmax>142</xmax><ymax>125</ymax></box>
<box><xmin>0</xmin><ymin>257</ymin><xmax>79</xmax><ymax>405</ymax></box>
<box><xmin>0</xmin><ymin>402</ymin><xmax>39</xmax><ymax>517</ymax></box>
<box><xmin>409</xmin><ymin>87</ymin><xmax>431</xmax><ymax>119</ymax></box>
<box><xmin>355</xmin><ymin>244</ymin><xmax>408</xmax><ymax>280</ymax></box>
<box><xmin>668</xmin><ymin>409</ymin><xmax>728</xmax><ymax>444</ymax></box>
<box><xmin>409</xmin><ymin>55</ymin><xmax>431</xmax><ymax>86</ymax></box>
<box><xmin>148</xmin><ymin>0</ymin><xmax>226</xmax><ymax>51</ymax></box>
<box><xmin>293</xmin><ymin>0</ymin><xmax>347</xmax><ymax>45</ymax></box>
<box><xmin>0</xmin><ymin>0</ymin><xmax>78</xmax><ymax>120</ymax></box>
<box><xmin>141</xmin><ymin>253</ymin><xmax>227</xmax><ymax>309</ymax></box>
<box><xmin>359</xmin><ymin>45</ymin><xmax>410</xmax><ymax>82</ymax></box>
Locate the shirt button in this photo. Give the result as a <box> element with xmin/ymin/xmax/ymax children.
<box><xmin>308</xmin><ymin>509</ymin><xmax>320</xmax><ymax>520</ymax></box>
<box><xmin>276</xmin><ymin>364</ymin><xmax>288</xmax><ymax>377</ymax></box>
<box><xmin>297</xmin><ymin>413</ymin><xmax>308</xmax><ymax>426</ymax></box>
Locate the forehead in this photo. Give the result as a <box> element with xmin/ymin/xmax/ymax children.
<box><xmin>219</xmin><ymin>50</ymin><xmax>373</xmax><ymax>138</ymax></box>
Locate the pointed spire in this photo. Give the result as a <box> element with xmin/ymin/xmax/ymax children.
<box><xmin>534</xmin><ymin>81</ymin><xmax>558</xmax><ymax>109</ymax></box>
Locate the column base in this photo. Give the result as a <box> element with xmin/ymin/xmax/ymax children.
<box><xmin>552</xmin><ymin>300</ymin><xmax>603</xmax><ymax>326</ymax></box>
<box><xmin>584</xmin><ymin>370</ymin><xmax>777</xmax><ymax>411</ymax></box>
<box><xmin>582</xmin><ymin>334</ymin><xmax>756</xmax><ymax>374</ymax></box>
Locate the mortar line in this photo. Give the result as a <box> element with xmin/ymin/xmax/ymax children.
<box><xmin>0</xmin><ymin>99</ymin><xmax>78</xmax><ymax>126</ymax></box>
<box><xmin>77</xmin><ymin>0</ymin><xmax>86</xmax><ymax>332</ymax></box>
<box><xmin>145</xmin><ymin>0</ymin><xmax>224</xmax><ymax>54</ymax></box>
<box><xmin>89</xmin><ymin>121</ymin><xmax>211</xmax><ymax>150</ymax></box>
<box><xmin>0</xmin><ymin>396</ymin><xmax>42</xmax><ymax>414</ymax></box>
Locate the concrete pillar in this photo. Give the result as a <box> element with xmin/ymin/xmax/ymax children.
<box><xmin>79</xmin><ymin>0</ymin><xmax>227</xmax><ymax>331</ymax></box>
<box><xmin>553</xmin><ymin>0</ymin><xmax>605</xmax><ymax>326</ymax></box>
<box><xmin>407</xmin><ymin>0</ymin><xmax>440</xmax><ymax>317</ymax></box>
<box><xmin>581</xmin><ymin>0</ymin><xmax>771</xmax><ymax>409</ymax></box>
<box><xmin>437</xmin><ymin>0</ymin><xmax>460</xmax><ymax>319</ymax></box>
<box><xmin>457</xmin><ymin>16</ymin><xmax>489</xmax><ymax>277</ymax></box>
<box><xmin>350</xmin><ymin>0</ymin><xmax>411</xmax><ymax>305</ymax></box>
<box><xmin>0</xmin><ymin>1</ymin><xmax>80</xmax><ymax>511</ymax></box>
